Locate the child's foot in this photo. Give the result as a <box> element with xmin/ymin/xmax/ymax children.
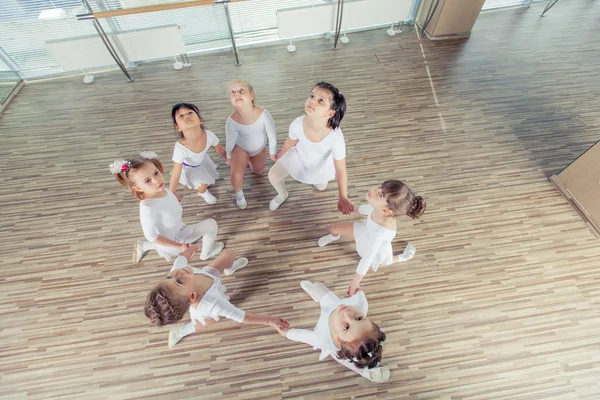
<box><xmin>224</xmin><ymin>257</ymin><xmax>249</xmax><ymax>276</ymax></box>
<box><xmin>235</xmin><ymin>194</ymin><xmax>247</xmax><ymax>210</ymax></box>
<box><xmin>168</xmin><ymin>327</ymin><xmax>183</xmax><ymax>349</ymax></box>
<box><xmin>198</xmin><ymin>190</ymin><xmax>217</xmax><ymax>205</ymax></box>
<box><xmin>269</xmin><ymin>191</ymin><xmax>288</xmax><ymax>211</ymax></box>
<box><xmin>199</xmin><ymin>241</ymin><xmax>224</xmax><ymax>261</ymax></box>
<box><xmin>363</xmin><ymin>366</ymin><xmax>391</xmax><ymax>383</ymax></box>
<box><xmin>317</xmin><ymin>234</ymin><xmax>340</xmax><ymax>247</ymax></box>
<box><xmin>397</xmin><ymin>243</ymin><xmax>416</xmax><ymax>262</ymax></box>
<box><xmin>132</xmin><ymin>240</ymin><xmax>146</xmax><ymax>264</ymax></box>
<box><xmin>300</xmin><ymin>280</ymin><xmax>321</xmax><ymax>302</ymax></box>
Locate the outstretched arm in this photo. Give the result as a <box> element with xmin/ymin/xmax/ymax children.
<box><xmin>286</xmin><ymin>328</ymin><xmax>319</xmax><ymax>348</ymax></box>
<box><xmin>263</xmin><ymin>109</ymin><xmax>278</xmax><ymax>161</ymax></box>
<box><xmin>169</xmin><ymin>162</ymin><xmax>183</xmax><ymax>201</ymax></box>
<box><xmin>214</xmin><ymin>144</ymin><xmax>227</xmax><ymax>161</ymax></box>
<box><xmin>225</xmin><ymin>118</ymin><xmax>237</xmax><ymax>161</ymax></box>
<box><xmin>275</xmin><ymin>137</ymin><xmax>298</xmax><ymax>160</ymax></box>
<box><xmin>334</xmin><ymin>158</ymin><xmax>354</xmax><ymax>215</ymax></box>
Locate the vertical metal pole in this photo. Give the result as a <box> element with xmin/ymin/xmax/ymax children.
<box><xmin>91</xmin><ymin>18</ymin><xmax>135</xmax><ymax>81</ymax></box>
<box><xmin>219</xmin><ymin>0</ymin><xmax>241</xmax><ymax>65</ymax></box>
<box><xmin>332</xmin><ymin>0</ymin><xmax>343</xmax><ymax>50</ymax></box>
<box><xmin>79</xmin><ymin>0</ymin><xmax>134</xmax><ymax>82</ymax></box>
<box><xmin>407</xmin><ymin>0</ymin><xmax>422</xmax><ymax>24</ymax></box>
<box><xmin>540</xmin><ymin>0</ymin><xmax>559</xmax><ymax>16</ymax></box>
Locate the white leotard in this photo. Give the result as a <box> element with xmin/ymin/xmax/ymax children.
<box><xmin>286</xmin><ymin>290</ymin><xmax>368</xmax><ymax>360</ymax></box>
<box><xmin>170</xmin><ymin>256</ymin><xmax>245</xmax><ymax>325</ymax></box>
<box><xmin>172</xmin><ymin>130</ymin><xmax>220</xmax><ymax>189</ymax></box>
<box><xmin>225</xmin><ymin>109</ymin><xmax>277</xmax><ymax>159</ymax></box>
<box><xmin>353</xmin><ymin>204</ymin><xmax>397</xmax><ymax>275</ymax></box>
<box><xmin>139</xmin><ymin>189</ymin><xmax>196</xmax><ymax>261</ymax></box>
<box><xmin>277</xmin><ymin>116</ymin><xmax>346</xmax><ymax>185</ymax></box>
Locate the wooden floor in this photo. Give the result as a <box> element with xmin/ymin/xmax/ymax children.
<box><xmin>2</xmin><ymin>2</ymin><xmax>600</xmax><ymax>399</ymax></box>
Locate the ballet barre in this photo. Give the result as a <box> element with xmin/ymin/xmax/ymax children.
<box><xmin>75</xmin><ymin>0</ymin><xmax>246</xmax><ymax>82</ymax></box>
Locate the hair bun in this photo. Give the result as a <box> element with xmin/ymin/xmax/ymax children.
<box><xmin>408</xmin><ymin>196</ymin><xmax>426</xmax><ymax>219</ymax></box>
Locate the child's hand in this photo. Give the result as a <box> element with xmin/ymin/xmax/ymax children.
<box><xmin>347</xmin><ymin>281</ymin><xmax>361</xmax><ymax>296</ymax></box>
<box><xmin>338</xmin><ymin>197</ymin><xmax>354</xmax><ymax>215</ymax></box>
<box><xmin>271</xmin><ymin>318</ymin><xmax>290</xmax><ymax>337</ymax></box>
<box><xmin>180</xmin><ymin>243</ymin><xmax>199</xmax><ymax>259</ymax></box>
<box><xmin>226</xmin><ymin>159</ymin><xmax>231</xmax><ymax>166</ymax></box>
<box><xmin>269</xmin><ymin>317</ymin><xmax>290</xmax><ymax>336</ymax></box>
<box><xmin>173</xmin><ymin>192</ymin><xmax>182</xmax><ymax>203</ymax></box>
<box><xmin>270</xmin><ymin>154</ymin><xmax>278</xmax><ymax>163</ymax></box>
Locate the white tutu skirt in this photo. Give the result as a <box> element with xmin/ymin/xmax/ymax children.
<box><xmin>353</xmin><ymin>221</ymin><xmax>394</xmax><ymax>272</ymax></box>
<box><xmin>179</xmin><ymin>158</ymin><xmax>219</xmax><ymax>189</ymax></box>
<box><xmin>278</xmin><ymin>148</ymin><xmax>335</xmax><ymax>185</ymax></box>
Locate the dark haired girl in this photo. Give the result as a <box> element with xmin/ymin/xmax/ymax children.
<box><xmin>169</xmin><ymin>103</ymin><xmax>227</xmax><ymax>205</ymax></box>
<box><xmin>267</xmin><ymin>82</ymin><xmax>353</xmax><ymax>214</ymax></box>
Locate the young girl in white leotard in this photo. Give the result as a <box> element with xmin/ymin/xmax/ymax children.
<box><xmin>225</xmin><ymin>80</ymin><xmax>278</xmax><ymax>209</ymax></box>
<box><xmin>318</xmin><ymin>180</ymin><xmax>426</xmax><ymax>295</ymax></box>
<box><xmin>268</xmin><ymin>82</ymin><xmax>354</xmax><ymax>214</ymax></box>
<box><xmin>275</xmin><ymin>281</ymin><xmax>389</xmax><ymax>382</ymax></box>
<box><xmin>145</xmin><ymin>245</ymin><xmax>289</xmax><ymax>349</ymax></box>
<box><xmin>110</xmin><ymin>152</ymin><xmax>224</xmax><ymax>264</ymax></box>
<box><xmin>169</xmin><ymin>103</ymin><xmax>227</xmax><ymax>205</ymax></box>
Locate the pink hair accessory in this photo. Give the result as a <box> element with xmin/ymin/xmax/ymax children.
<box><xmin>109</xmin><ymin>160</ymin><xmax>131</xmax><ymax>174</ymax></box>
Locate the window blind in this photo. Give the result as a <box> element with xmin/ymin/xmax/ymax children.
<box><xmin>0</xmin><ymin>0</ymin><xmax>113</xmax><ymax>78</ymax></box>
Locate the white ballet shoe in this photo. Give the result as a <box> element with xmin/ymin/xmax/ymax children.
<box><xmin>317</xmin><ymin>234</ymin><xmax>340</xmax><ymax>247</ymax></box>
<box><xmin>224</xmin><ymin>257</ymin><xmax>249</xmax><ymax>276</ymax></box>
<box><xmin>397</xmin><ymin>243</ymin><xmax>416</xmax><ymax>262</ymax></box>
<box><xmin>235</xmin><ymin>195</ymin><xmax>247</xmax><ymax>209</ymax></box>
<box><xmin>363</xmin><ymin>366</ymin><xmax>391</xmax><ymax>383</ymax></box>
<box><xmin>199</xmin><ymin>241</ymin><xmax>224</xmax><ymax>261</ymax></box>
<box><xmin>133</xmin><ymin>240</ymin><xmax>146</xmax><ymax>264</ymax></box>
<box><xmin>269</xmin><ymin>191</ymin><xmax>288</xmax><ymax>211</ymax></box>
<box><xmin>168</xmin><ymin>327</ymin><xmax>183</xmax><ymax>349</ymax></box>
<box><xmin>198</xmin><ymin>190</ymin><xmax>217</xmax><ymax>205</ymax></box>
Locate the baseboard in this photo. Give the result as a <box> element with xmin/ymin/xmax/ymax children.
<box><xmin>550</xmin><ymin>175</ymin><xmax>600</xmax><ymax>238</ymax></box>
<box><xmin>423</xmin><ymin>31</ymin><xmax>472</xmax><ymax>40</ymax></box>
<box><xmin>415</xmin><ymin>22</ymin><xmax>472</xmax><ymax>40</ymax></box>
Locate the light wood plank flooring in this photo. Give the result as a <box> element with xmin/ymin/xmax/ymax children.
<box><xmin>1</xmin><ymin>2</ymin><xmax>600</xmax><ymax>399</ymax></box>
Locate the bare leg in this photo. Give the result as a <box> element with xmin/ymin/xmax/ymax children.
<box><xmin>248</xmin><ymin>148</ymin><xmax>267</xmax><ymax>175</ymax></box>
<box><xmin>318</xmin><ymin>222</ymin><xmax>354</xmax><ymax>247</ymax></box>
<box><xmin>208</xmin><ymin>249</ymin><xmax>236</xmax><ymax>274</ymax></box>
<box><xmin>328</xmin><ymin>222</ymin><xmax>354</xmax><ymax>238</ymax></box>
<box><xmin>196</xmin><ymin>183</ymin><xmax>209</xmax><ymax>194</ymax></box>
<box><xmin>230</xmin><ymin>146</ymin><xmax>250</xmax><ymax>192</ymax></box>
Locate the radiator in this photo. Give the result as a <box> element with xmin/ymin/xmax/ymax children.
<box><xmin>46</xmin><ymin>25</ymin><xmax>186</xmax><ymax>72</ymax></box>
<box><xmin>277</xmin><ymin>0</ymin><xmax>413</xmax><ymax>39</ymax></box>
